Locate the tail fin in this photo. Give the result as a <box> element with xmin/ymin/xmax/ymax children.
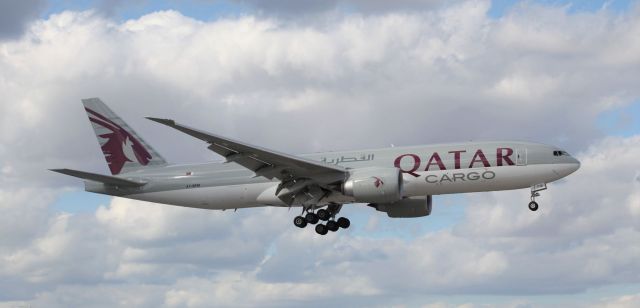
<box><xmin>82</xmin><ymin>98</ymin><xmax>167</xmax><ymax>175</ymax></box>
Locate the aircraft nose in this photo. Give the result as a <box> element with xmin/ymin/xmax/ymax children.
<box><xmin>569</xmin><ymin>158</ymin><xmax>581</xmax><ymax>173</ymax></box>
<box><xmin>564</xmin><ymin>157</ymin><xmax>581</xmax><ymax>175</ymax></box>
<box><xmin>553</xmin><ymin>158</ymin><xmax>580</xmax><ymax>178</ymax></box>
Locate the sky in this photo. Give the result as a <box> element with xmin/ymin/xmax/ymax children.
<box><xmin>0</xmin><ymin>0</ymin><xmax>639</xmax><ymax>307</ymax></box>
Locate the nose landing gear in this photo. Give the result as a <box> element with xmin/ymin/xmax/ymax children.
<box><xmin>528</xmin><ymin>183</ymin><xmax>546</xmax><ymax>212</ymax></box>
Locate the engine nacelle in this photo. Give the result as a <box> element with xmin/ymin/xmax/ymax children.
<box><xmin>342</xmin><ymin>167</ymin><xmax>403</xmax><ymax>203</ymax></box>
<box><xmin>369</xmin><ymin>196</ymin><xmax>433</xmax><ymax>218</ymax></box>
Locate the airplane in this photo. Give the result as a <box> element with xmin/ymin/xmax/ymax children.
<box><xmin>52</xmin><ymin>98</ymin><xmax>581</xmax><ymax>235</ymax></box>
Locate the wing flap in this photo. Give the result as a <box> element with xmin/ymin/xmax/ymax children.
<box><xmin>50</xmin><ymin>168</ymin><xmax>146</xmax><ymax>187</ymax></box>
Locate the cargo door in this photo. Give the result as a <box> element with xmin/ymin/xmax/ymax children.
<box><xmin>516</xmin><ymin>148</ymin><xmax>527</xmax><ymax>166</ymax></box>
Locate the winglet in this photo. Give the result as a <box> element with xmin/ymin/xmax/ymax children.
<box><xmin>146</xmin><ymin>117</ymin><xmax>176</xmax><ymax>126</ymax></box>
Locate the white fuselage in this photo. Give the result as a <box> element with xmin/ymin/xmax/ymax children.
<box><xmin>86</xmin><ymin>141</ymin><xmax>580</xmax><ymax>210</ymax></box>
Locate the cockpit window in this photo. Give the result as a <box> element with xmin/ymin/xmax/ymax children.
<box><xmin>553</xmin><ymin>150</ymin><xmax>569</xmax><ymax>156</ymax></box>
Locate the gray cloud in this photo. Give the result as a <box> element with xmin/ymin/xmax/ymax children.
<box><xmin>0</xmin><ymin>0</ymin><xmax>46</xmax><ymax>39</ymax></box>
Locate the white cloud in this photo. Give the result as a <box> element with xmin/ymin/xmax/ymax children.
<box><xmin>0</xmin><ymin>188</ymin><xmax>58</xmax><ymax>247</ymax></box>
<box><xmin>592</xmin><ymin>293</ymin><xmax>640</xmax><ymax>308</ymax></box>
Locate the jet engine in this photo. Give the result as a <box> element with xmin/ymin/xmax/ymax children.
<box><xmin>342</xmin><ymin>167</ymin><xmax>403</xmax><ymax>203</ymax></box>
<box><xmin>369</xmin><ymin>196</ymin><xmax>433</xmax><ymax>218</ymax></box>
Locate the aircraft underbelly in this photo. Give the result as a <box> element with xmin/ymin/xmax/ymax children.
<box><xmin>403</xmin><ymin>164</ymin><xmax>565</xmax><ymax>196</ymax></box>
<box><xmin>127</xmin><ymin>182</ymin><xmax>277</xmax><ymax>210</ymax></box>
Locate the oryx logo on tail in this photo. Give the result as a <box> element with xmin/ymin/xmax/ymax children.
<box><xmin>86</xmin><ymin>107</ymin><xmax>152</xmax><ymax>174</ymax></box>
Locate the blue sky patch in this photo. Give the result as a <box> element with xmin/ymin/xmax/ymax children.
<box><xmin>45</xmin><ymin>0</ymin><xmax>249</xmax><ymax>21</ymax></box>
<box><xmin>489</xmin><ymin>0</ymin><xmax>635</xmax><ymax>18</ymax></box>
<box><xmin>52</xmin><ymin>190</ymin><xmax>111</xmax><ymax>213</ymax></box>
<box><xmin>597</xmin><ymin>100</ymin><xmax>640</xmax><ymax>137</ymax></box>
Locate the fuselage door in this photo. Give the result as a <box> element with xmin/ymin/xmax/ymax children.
<box><xmin>516</xmin><ymin>148</ymin><xmax>527</xmax><ymax>166</ymax></box>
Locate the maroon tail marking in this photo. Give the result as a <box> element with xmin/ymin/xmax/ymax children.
<box><xmin>86</xmin><ymin>108</ymin><xmax>152</xmax><ymax>174</ymax></box>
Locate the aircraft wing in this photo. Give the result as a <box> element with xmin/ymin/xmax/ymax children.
<box><xmin>146</xmin><ymin>118</ymin><xmax>347</xmax><ymax>187</ymax></box>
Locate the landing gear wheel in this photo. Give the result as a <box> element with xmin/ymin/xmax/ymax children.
<box><xmin>305</xmin><ymin>212</ymin><xmax>319</xmax><ymax>224</ymax></box>
<box><xmin>337</xmin><ymin>217</ymin><xmax>350</xmax><ymax>229</ymax></box>
<box><xmin>315</xmin><ymin>224</ymin><xmax>328</xmax><ymax>235</ymax></box>
<box><xmin>317</xmin><ymin>209</ymin><xmax>330</xmax><ymax>221</ymax></box>
<box><xmin>294</xmin><ymin>216</ymin><xmax>307</xmax><ymax>228</ymax></box>
<box><xmin>528</xmin><ymin>201</ymin><xmax>539</xmax><ymax>212</ymax></box>
<box><xmin>326</xmin><ymin>220</ymin><xmax>339</xmax><ymax>232</ymax></box>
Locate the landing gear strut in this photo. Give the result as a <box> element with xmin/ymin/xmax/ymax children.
<box><xmin>529</xmin><ymin>183</ymin><xmax>546</xmax><ymax>212</ymax></box>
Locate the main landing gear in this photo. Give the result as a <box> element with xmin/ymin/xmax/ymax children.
<box><xmin>528</xmin><ymin>183</ymin><xmax>547</xmax><ymax>212</ymax></box>
<box><xmin>293</xmin><ymin>203</ymin><xmax>350</xmax><ymax>235</ymax></box>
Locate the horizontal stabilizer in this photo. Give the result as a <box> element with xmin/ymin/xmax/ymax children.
<box><xmin>50</xmin><ymin>168</ymin><xmax>146</xmax><ymax>187</ymax></box>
